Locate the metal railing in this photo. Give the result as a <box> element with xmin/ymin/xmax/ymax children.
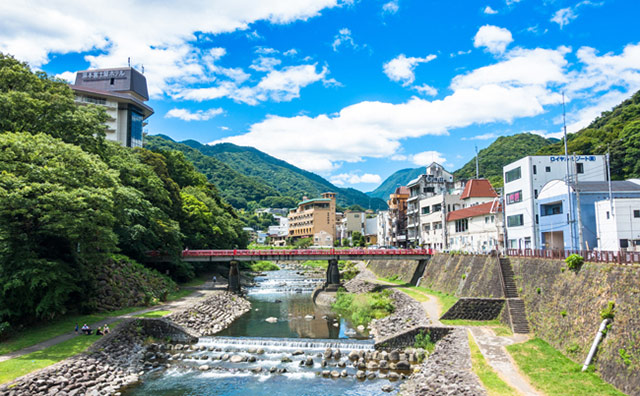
<box><xmin>181</xmin><ymin>248</ymin><xmax>433</xmax><ymax>258</ymax></box>
<box><xmin>506</xmin><ymin>249</ymin><xmax>640</xmax><ymax>265</ymax></box>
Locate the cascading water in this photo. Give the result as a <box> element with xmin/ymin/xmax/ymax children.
<box><xmin>123</xmin><ymin>265</ymin><xmax>405</xmax><ymax>396</ymax></box>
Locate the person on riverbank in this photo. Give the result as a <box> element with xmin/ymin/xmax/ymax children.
<box><xmin>103</xmin><ymin>324</ymin><xmax>110</xmax><ymax>334</ymax></box>
<box><xmin>213</xmin><ymin>275</ymin><xmax>217</xmax><ymax>284</ymax></box>
<box><xmin>75</xmin><ymin>323</ymin><xmax>79</xmax><ymax>334</ymax></box>
<box><xmin>96</xmin><ymin>326</ymin><xmax>103</xmax><ymax>336</ymax></box>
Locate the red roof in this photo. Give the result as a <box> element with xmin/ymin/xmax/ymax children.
<box><xmin>394</xmin><ymin>186</ymin><xmax>410</xmax><ymax>195</ymax></box>
<box><xmin>460</xmin><ymin>179</ymin><xmax>498</xmax><ymax>200</ymax></box>
<box><xmin>447</xmin><ymin>201</ymin><xmax>502</xmax><ymax>222</ymax></box>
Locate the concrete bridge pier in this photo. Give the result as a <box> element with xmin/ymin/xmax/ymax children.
<box><xmin>325</xmin><ymin>258</ymin><xmax>341</xmax><ymax>291</ymax></box>
<box><xmin>228</xmin><ymin>260</ymin><xmax>240</xmax><ymax>293</ymax></box>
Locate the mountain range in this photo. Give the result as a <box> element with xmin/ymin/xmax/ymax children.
<box><xmin>144</xmin><ymin>135</ymin><xmax>388</xmax><ymax>210</ymax></box>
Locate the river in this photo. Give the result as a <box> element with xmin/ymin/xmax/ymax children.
<box><xmin>123</xmin><ymin>266</ymin><xmax>404</xmax><ymax>396</ymax></box>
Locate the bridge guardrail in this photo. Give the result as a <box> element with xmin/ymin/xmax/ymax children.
<box><xmin>179</xmin><ymin>248</ymin><xmax>433</xmax><ymax>258</ymax></box>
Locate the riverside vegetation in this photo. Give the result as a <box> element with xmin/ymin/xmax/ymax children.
<box><xmin>332</xmin><ymin>289</ymin><xmax>395</xmax><ymax>327</ymax></box>
<box><xmin>0</xmin><ymin>53</ymin><xmax>247</xmax><ymax>340</ymax></box>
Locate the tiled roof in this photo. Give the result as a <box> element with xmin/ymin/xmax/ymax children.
<box><xmin>460</xmin><ymin>179</ymin><xmax>498</xmax><ymax>200</ymax></box>
<box><xmin>447</xmin><ymin>201</ymin><xmax>501</xmax><ymax>222</ymax></box>
<box><xmin>394</xmin><ymin>186</ymin><xmax>410</xmax><ymax>195</ymax></box>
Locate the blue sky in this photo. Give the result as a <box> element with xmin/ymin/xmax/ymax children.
<box><xmin>2</xmin><ymin>0</ymin><xmax>639</xmax><ymax>192</ymax></box>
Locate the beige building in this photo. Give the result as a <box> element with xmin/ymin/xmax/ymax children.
<box><xmin>288</xmin><ymin>192</ymin><xmax>337</xmax><ymax>246</ymax></box>
<box><xmin>388</xmin><ymin>186</ymin><xmax>410</xmax><ymax>247</ymax></box>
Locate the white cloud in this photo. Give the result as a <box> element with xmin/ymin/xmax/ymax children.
<box><xmin>331</xmin><ymin>173</ymin><xmax>382</xmax><ymax>186</ymax></box>
<box><xmin>173</xmin><ymin>63</ymin><xmax>328</xmax><ymax>105</ymax></box>
<box><xmin>483</xmin><ymin>6</ymin><xmax>498</xmax><ymax>14</ymax></box>
<box><xmin>383</xmin><ymin>54</ymin><xmax>437</xmax><ymax>86</ymax></box>
<box><xmin>220</xmin><ymin>126</ymin><xmax>230</xmax><ymax>130</ymax></box>
<box><xmin>0</xmin><ymin>0</ymin><xmax>342</xmax><ymax>97</ymax></box>
<box><xmin>462</xmin><ymin>132</ymin><xmax>498</xmax><ymax>140</ymax></box>
<box><xmin>55</xmin><ymin>71</ymin><xmax>76</xmax><ymax>83</ymax></box>
<box><xmin>505</xmin><ymin>0</ymin><xmax>521</xmax><ymax>5</ymax></box>
<box><xmin>473</xmin><ymin>25</ymin><xmax>513</xmax><ymax>54</ymax></box>
<box><xmin>551</xmin><ymin>1</ymin><xmax>602</xmax><ymax>29</ymax></box>
<box><xmin>413</xmin><ymin>84</ymin><xmax>438</xmax><ymax>96</ymax></box>
<box><xmin>382</xmin><ymin>0</ymin><xmax>399</xmax><ymax>14</ymax></box>
<box><xmin>250</xmin><ymin>56</ymin><xmax>281</xmax><ymax>72</ymax></box>
<box><xmin>283</xmin><ymin>49</ymin><xmax>298</xmax><ymax>56</ymax></box>
<box><xmin>550</xmin><ymin>8</ymin><xmax>576</xmax><ymax>29</ymax></box>
<box><xmin>165</xmin><ymin>108</ymin><xmax>224</xmax><ymax>121</ymax></box>
<box><xmin>410</xmin><ymin>151</ymin><xmax>447</xmax><ymax>166</ymax></box>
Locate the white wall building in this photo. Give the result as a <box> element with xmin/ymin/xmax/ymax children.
<box><xmin>446</xmin><ymin>201</ymin><xmax>503</xmax><ymax>253</ymax></box>
<box><xmin>419</xmin><ymin>193</ymin><xmax>462</xmax><ymax>250</ymax></box>
<box><xmin>377</xmin><ymin>211</ymin><xmax>391</xmax><ymax>247</ymax></box>
<box><xmin>502</xmin><ymin>155</ymin><xmax>607</xmax><ymax>250</ymax></box>
<box><xmin>595</xmin><ymin>197</ymin><xmax>640</xmax><ymax>251</ymax></box>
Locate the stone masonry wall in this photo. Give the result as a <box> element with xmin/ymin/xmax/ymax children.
<box><xmin>509</xmin><ymin>258</ymin><xmax>640</xmax><ymax>396</ymax></box>
<box><xmin>366</xmin><ymin>259</ymin><xmax>420</xmax><ymax>284</ymax></box>
<box><xmin>440</xmin><ymin>298</ymin><xmax>504</xmax><ymax>321</ymax></box>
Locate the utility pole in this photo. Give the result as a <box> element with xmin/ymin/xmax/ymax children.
<box><xmin>574</xmin><ymin>153</ymin><xmax>584</xmax><ymax>250</ymax></box>
<box><xmin>475</xmin><ymin>145</ymin><xmax>480</xmax><ymax>179</ymax></box>
<box><xmin>498</xmin><ymin>188</ymin><xmax>508</xmax><ymax>254</ymax></box>
<box><xmin>606</xmin><ymin>147</ymin><xmax>614</xmax><ymax>218</ymax></box>
<box><xmin>562</xmin><ymin>93</ymin><xmax>575</xmax><ymax>250</ymax></box>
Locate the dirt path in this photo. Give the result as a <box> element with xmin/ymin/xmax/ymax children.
<box><xmin>0</xmin><ymin>281</ymin><xmax>224</xmax><ymax>363</ymax></box>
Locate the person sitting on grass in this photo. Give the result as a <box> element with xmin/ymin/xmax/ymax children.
<box><xmin>103</xmin><ymin>324</ymin><xmax>110</xmax><ymax>334</ymax></box>
<box><xmin>81</xmin><ymin>324</ymin><xmax>92</xmax><ymax>335</ymax></box>
<box><xmin>96</xmin><ymin>326</ymin><xmax>103</xmax><ymax>336</ymax></box>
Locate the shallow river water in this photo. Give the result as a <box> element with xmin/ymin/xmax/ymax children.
<box><xmin>123</xmin><ymin>267</ymin><xmax>402</xmax><ymax>396</ymax></box>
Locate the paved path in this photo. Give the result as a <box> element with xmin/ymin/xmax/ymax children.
<box><xmin>0</xmin><ymin>281</ymin><xmax>224</xmax><ymax>363</ymax></box>
<box><xmin>469</xmin><ymin>327</ymin><xmax>541</xmax><ymax>396</ymax></box>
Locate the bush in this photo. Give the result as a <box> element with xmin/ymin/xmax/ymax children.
<box><xmin>0</xmin><ymin>322</ymin><xmax>11</xmax><ymax>341</ymax></box>
<box><xmin>565</xmin><ymin>254</ymin><xmax>584</xmax><ymax>271</ymax></box>
<box><xmin>332</xmin><ymin>289</ymin><xmax>395</xmax><ymax>327</ymax></box>
<box><xmin>414</xmin><ymin>330</ymin><xmax>435</xmax><ymax>353</ymax></box>
<box><xmin>600</xmin><ymin>301</ymin><xmax>615</xmax><ymax>320</ymax></box>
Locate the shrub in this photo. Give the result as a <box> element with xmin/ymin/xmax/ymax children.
<box><xmin>0</xmin><ymin>322</ymin><xmax>11</xmax><ymax>341</ymax></box>
<box><xmin>414</xmin><ymin>330</ymin><xmax>435</xmax><ymax>353</ymax></box>
<box><xmin>332</xmin><ymin>289</ymin><xmax>395</xmax><ymax>327</ymax></box>
<box><xmin>536</xmin><ymin>287</ymin><xmax>541</xmax><ymax>294</ymax></box>
<box><xmin>600</xmin><ymin>301</ymin><xmax>615</xmax><ymax>320</ymax></box>
<box><xmin>565</xmin><ymin>254</ymin><xmax>584</xmax><ymax>271</ymax></box>
<box><xmin>560</xmin><ymin>310</ymin><xmax>567</xmax><ymax>318</ymax></box>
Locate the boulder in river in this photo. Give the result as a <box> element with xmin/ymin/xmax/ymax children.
<box><xmin>265</xmin><ymin>317</ymin><xmax>278</xmax><ymax>323</ymax></box>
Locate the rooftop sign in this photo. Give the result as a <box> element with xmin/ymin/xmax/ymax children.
<box><xmin>82</xmin><ymin>70</ymin><xmax>127</xmax><ymax>81</ymax></box>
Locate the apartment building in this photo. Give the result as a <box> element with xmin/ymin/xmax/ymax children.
<box><xmin>376</xmin><ymin>210</ymin><xmax>391</xmax><ymax>247</ymax></box>
<box><xmin>288</xmin><ymin>192</ymin><xmax>337</xmax><ymax>246</ymax></box>
<box><xmin>502</xmin><ymin>155</ymin><xmax>606</xmax><ymax>250</ymax></box>
<box><xmin>406</xmin><ymin>163</ymin><xmax>455</xmax><ymax>246</ymax></box>
<box><xmin>70</xmin><ymin>67</ymin><xmax>153</xmax><ymax>148</ymax></box>
<box><xmin>595</xmin><ymin>196</ymin><xmax>640</xmax><ymax>251</ymax></box>
<box><xmin>388</xmin><ymin>186</ymin><xmax>410</xmax><ymax>247</ymax></box>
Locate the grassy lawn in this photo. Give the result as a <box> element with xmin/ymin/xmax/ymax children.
<box><xmin>468</xmin><ymin>332</ymin><xmax>519</xmax><ymax>396</ymax></box>
<box><xmin>133</xmin><ymin>310</ymin><xmax>171</xmax><ymax>318</ymax></box>
<box><xmin>0</xmin><ymin>321</ymin><xmax>121</xmax><ymax>385</ymax></box>
<box><xmin>379</xmin><ymin>277</ymin><xmax>459</xmax><ymax>314</ymax></box>
<box><xmin>332</xmin><ymin>289</ymin><xmax>395</xmax><ymax>327</ymax></box>
<box><xmin>0</xmin><ymin>306</ymin><xmax>143</xmax><ymax>356</ymax></box>
<box><xmin>506</xmin><ymin>338</ymin><xmax>626</xmax><ymax>396</ymax></box>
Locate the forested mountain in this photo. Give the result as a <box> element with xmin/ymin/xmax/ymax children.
<box><xmin>0</xmin><ymin>54</ymin><xmax>246</xmax><ymax>327</ymax></box>
<box><xmin>145</xmin><ymin>135</ymin><xmax>388</xmax><ymax>210</ymax></box>
<box><xmin>454</xmin><ymin>133</ymin><xmax>556</xmax><ymax>188</ymax></box>
<box><xmin>366</xmin><ymin>167</ymin><xmax>425</xmax><ymax>200</ymax></box>
<box><xmin>536</xmin><ymin>90</ymin><xmax>640</xmax><ymax>180</ymax></box>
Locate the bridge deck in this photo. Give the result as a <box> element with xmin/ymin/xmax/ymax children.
<box><xmin>179</xmin><ymin>248</ymin><xmax>432</xmax><ymax>262</ymax></box>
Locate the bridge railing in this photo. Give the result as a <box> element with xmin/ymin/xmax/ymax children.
<box><xmin>180</xmin><ymin>248</ymin><xmax>433</xmax><ymax>258</ymax></box>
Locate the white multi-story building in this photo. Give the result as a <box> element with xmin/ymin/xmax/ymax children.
<box><xmin>376</xmin><ymin>211</ymin><xmax>391</xmax><ymax>247</ymax></box>
<box><xmin>595</xmin><ymin>196</ymin><xmax>640</xmax><ymax>251</ymax></box>
<box><xmin>70</xmin><ymin>67</ymin><xmax>153</xmax><ymax>148</ymax></box>
<box><xmin>502</xmin><ymin>155</ymin><xmax>607</xmax><ymax>250</ymax></box>
<box><xmin>446</xmin><ymin>201</ymin><xmax>503</xmax><ymax>253</ymax></box>
<box><xmin>406</xmin><ymin>163</ymin><xmax>455</xmax><ymax>246</ymax></box>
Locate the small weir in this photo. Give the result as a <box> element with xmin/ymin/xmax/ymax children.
<box><xmin>123</xmin><ymin>266</ymin><xmax>407</xmax><ymax>396</ymax></box>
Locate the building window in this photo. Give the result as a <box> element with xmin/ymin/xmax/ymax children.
<box><xmin>620</xmin><ymin>239</ymin><xmax>629</xmax><ymax>249</ymax></box>
<box><xmin>545</xmin><ymin>166</ymin><xmax>551</xmax><ymax>172</ymax></box>
<box><xmin>507</xmin><ymin>214</ymin><xmax>524</xmax><ymax>227</ymax></box>
<box><xmin>634</xmin><ymin>210</ymin><xmax>640</xmax><ymax>218</ymax></box>
<box><xmin>455</xmin><ymin>219</ymin><xmax>468</xmax><ymax>233</ymax></box>
<box><xmin>534</xmin><ymin>189</ymin><xmax>538</xmax><ymax>199</ymax></box>
<box><xmin>606</xmin><ymin>211</ymin><xmax>610</xmax><ymax>219</ymax></box>
<box><xmin>505</xmin><ymin>167</ymin><xmax>521</xmax><ymax>183</ymax></box>
<box><xmin>508</xmin><ymin>239</ymin><xmax>518</xmax><ymax>248</ymax></box>
<box><xmin>541</xmin><ymin>202</ymin><xmax>563</xmax><ymax>216</ymax></box>
<box><xmin>424</xmin><ymin>187</ymin><xmax>435</xmax><ymax>193</ymax></box>
<box><xmin>533</xmin><ymin>165</ymin><xmax>537</xmax><ymax>174</ymax></box>
<box><xmin>421</xmin><ymin>207</ymin><xmax>430</xmax><ymax>215</ymax></box>
<box><xmin>576</xmin><ymin>163</ymin><xmax>584</xmax><ymax>174</ymax></box>
<box><xmin>506</xmin><ymin>190</ymin><xmax>522</xmax><ymax>205</ymax></box>
<box><xmin>432</xmin><ymin>204</ymin><xmax>442</xmax><ymax>212</ymax></box>
<box><xmin>110</xmin><ymin>77</ymin><xmax>115</xmax><ymax>85</ymax></box>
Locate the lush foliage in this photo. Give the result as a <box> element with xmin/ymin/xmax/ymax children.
<box><xmin>144</xmin><ymin>135</ymin><xmax>388</xmax><ymax>211</ymax></box>
<box><xmin>332</xmin><ymin>289</ymin><xmax>395</xmax><ymax>327</ymax></box>
<box><xmin>414</xmin><ymin>330</ymin><xmax>435</xmax><ymax>353</ymax></box>
<box><xmin>600</xmin><ymin>301</ymin><xmax>616</xmax><ymax>320</ymax></box>
<box><xmin>565</xmin><ymin>254</ymin><xmax>584</xmax><ymax>271</ymax></box>
<box><xmin>0</xmin><ymin>54</ymin><xmax>246</xmax><ymax>327</ymax></box>
<box><xmin>506</xmin><ymin>338</ymin><xmax>626</xmax><ymax>396</ymax></box>
<box><xmin>537</xmin><ymin>90</ymin><xmax>640</xmax><ymax>180</ymax></box>
<box><xmin>237</xmin><ymin>211</ymin><xmax>278</xmax><ymax>231</ymax></box>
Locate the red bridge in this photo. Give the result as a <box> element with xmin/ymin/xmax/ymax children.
<box><xmin>181</xmin><ymin>248</ymin><xmax>433</xmax><ymax>262</ymax></box>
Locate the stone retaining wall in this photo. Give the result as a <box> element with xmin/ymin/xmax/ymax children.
<box><xmin>440</xmin><ymin>298</ymin><xmax>505</xmax><ymax>321</ymax></box>
<box><xmin>400</xmin><ymin>328</ymin><xmax>486</xmax><ymax>396</ymax></box>
<box><xmin>366</xmin><ymin>259</ymin><xmax>421</xmax><ymax>284</ymax></box>
<box><xmin>374</xmin><ymin>326</ymin><xmax>453</xmax><ymax>350</ymax></box>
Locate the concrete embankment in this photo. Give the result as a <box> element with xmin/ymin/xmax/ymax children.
<box><xmin>367</xmin><ymin>253</ymin><xmax>640</xmax><ymax>396</ymax></box>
